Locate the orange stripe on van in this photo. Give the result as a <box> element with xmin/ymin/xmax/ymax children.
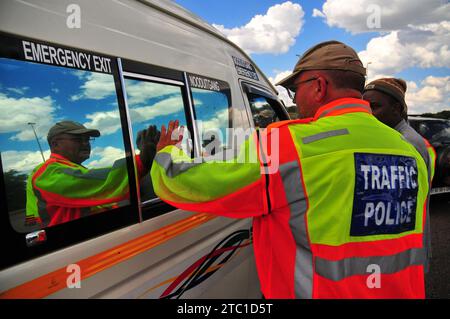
<box><xmin>0</xmin><ymin>212</ymin><xmax>217</xmax><ymax>299</ymax></box>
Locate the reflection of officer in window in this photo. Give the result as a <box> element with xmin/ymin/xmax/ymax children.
<box><xmin>25</xmin><ymin>121</ymin><xmax>156</xmax><ymax>228</ymax></box>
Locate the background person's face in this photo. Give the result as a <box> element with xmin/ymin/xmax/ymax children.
<box><xmin>363</xmin><ymin>90</ymin><xmax>402</xmax><ymax>128</ymax></box>
<box><xmin>52</xmin><ymin>134</ymin><xmax>92</xmax><ymax>164</ymax></box>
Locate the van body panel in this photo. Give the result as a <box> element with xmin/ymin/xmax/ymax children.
<box><xmin>0</xmin><ymin>0</ymin><xmax>286</xmax><ymax>298</ymax></box>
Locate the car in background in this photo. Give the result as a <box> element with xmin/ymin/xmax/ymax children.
<box><xmin>408</xmin><ymin>116</ymin><xmax>450</xmax><ymax>195</ymax></box>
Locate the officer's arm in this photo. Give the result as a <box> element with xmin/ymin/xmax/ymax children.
<box><xmin>150</xmin><ymin>132</ymin><xmax>269</xmax><ymax>218</ymax></box>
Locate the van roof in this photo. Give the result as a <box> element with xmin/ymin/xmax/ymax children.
<box><xmin>141</xmin><ymin>0</ymin><xmax>224</xmax><ymax>37</ymax></box>
<box><xmin>0</xmin><ymin>0</ymin><xmax>278</xmax><ymax>94</ymax></box>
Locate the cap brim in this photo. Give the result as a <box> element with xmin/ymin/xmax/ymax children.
<box><xmin>275</xmin><ymin>71</ymin><xmax>300</xmax><ymax>88</ymax></box>
<box><xmin>68</xmin><ymin>128</ymin><xmax>101</xmax><ymax>137</ymax></box>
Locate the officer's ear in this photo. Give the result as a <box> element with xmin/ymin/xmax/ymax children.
<box><xmin>393</xmin><ymin>101</ymin><xmax>404</xmax><ymax>118</ymax></box>
<box><xmin>397</xmin><ymin>102</ymin><xmax>408</xmax><ymax>120</ymax></box>
<box><xmin>49</xmin><ymin>138</ymin><xmax>59</xmax><ymax>151</ymax></box>
<box><xmin>315</xmin><ymin>75</ymin><xmax>328</xmax><ymax>101</ymax></box>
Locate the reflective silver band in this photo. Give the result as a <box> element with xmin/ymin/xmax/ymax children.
<box><xmin>154</xmin><ymin>152</ymin><xmax>201</xmax><ymax>178</ymax></box>
<box><xmin>280</xmin><ymin>160</ymin><xmax>313</xmax><ymax>298</ymax></box>
<box><xmin>315</xmin><ymin>247</ymin><xmax>426</xmax><ymax>281</ymax></box>
<box><xmin>302</xmin><ymin>128</ymin><xmax>349</xmax><ymax>144</ymax></box>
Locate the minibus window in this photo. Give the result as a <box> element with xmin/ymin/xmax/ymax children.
<box><xmin>248</xmin><ymin>94</ymin><xmax>280</xmax><ymax>128</ymax></box>
<box><xmin>191</xmin><ymin>88</ymin><xmax>231</xmax><ymax>156</ymax></box>
<box><xmin>0</xmin><ymin>57</ymin><xmax>130</xmax><ymax>232</ymax></box>
<box><xmin>124</xmin><ymin>78</ymin><xmax>189</xmax><ymax>202</ymax></box>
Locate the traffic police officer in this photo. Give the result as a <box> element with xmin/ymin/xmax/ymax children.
<box><xmin>151</xmin><ymin>41</ymin><xmax>429</xmax><ymax>298</ymax></box>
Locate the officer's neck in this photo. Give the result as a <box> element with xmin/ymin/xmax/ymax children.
<box><xmin>322</xmin><ymin>89</ymin><xmax>362</xmax><ymax>106</ymax></box>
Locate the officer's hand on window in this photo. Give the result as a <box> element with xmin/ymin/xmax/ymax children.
<box><xmin>157</xmin><ymin>120</ymin><xmax>184</xmax><ymax>152</ymax></box>
<box><xmin>137</xmin><ymin>125</ymin><xmax>160</xmax><ymax>172</ymax></box>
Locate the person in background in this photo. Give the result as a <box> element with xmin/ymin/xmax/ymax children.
<box><xmin>363</xmin><ymin>78</ymin><xmax>436</xmax><ymax>273</ymax></box>
<box><xmin>363</xmin><ymin>78</ymin><xmax>435</xmax><ymax>174</ymax></box>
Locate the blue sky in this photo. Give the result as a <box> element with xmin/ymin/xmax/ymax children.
<box><xmin>175</xmin><ymin>0</ymin><xmax>376</xmax><ymax>67</ymax></box>
<box><xmin>175</xmin><ymin>0</ymin><xmax>449</xmax><ymax>114</ymax></box>
<box><xmin>0</xmin><ymin>0</ymin><xmax>448</xmax><ymax>174</ymax></box>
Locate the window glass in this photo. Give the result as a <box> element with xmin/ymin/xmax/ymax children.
<box><xmin>124</xmin><ymin>78</ymin><xmax>189</xmax><ymax>202</ymax></box>
<box><xmin>248</xmin><ymin>94</ymin><xmax>279</xmax><ymax>128</ymax></box>
<box><xmin>191</xmin><ymin>88</ymin><xmax>230</xmax><ymax>156</ymax></box>
<box><xmin>0</xmin><ymin>57</ymin><xmax>130</xmax><ymax>232</ymax></box>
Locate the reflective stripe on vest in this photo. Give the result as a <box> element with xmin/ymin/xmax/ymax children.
<box><xmin>275</xmin><ymin>124</ymin><xmax>314</xmax><ymax>299</ymax></box>
<box><xmin>302</xmin><ymin>129</ymin><xmax>349</xmax><ymax>144</ymax></box>
<box><xmin>155</xmin><ymin>152</ymin><xmax>201</xmax><ymax>178</ymax></box>
<box><xmin>315</xmin><ymin>247</ymin><xmax>426</xmax><ymax>281</ymax></box>
<box><xmin>279</xmin><ymin>160</ymin><xmax>313</xmax><ymax>298</ymax></box>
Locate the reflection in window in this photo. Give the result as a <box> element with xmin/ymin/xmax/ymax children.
<box><xmin>248</xmin><ymin>95</ymin><xmax>279</xmax><ymax>129</ymax></box>
<box><xmin>191</xmin><ymin>88</ymin><xmax>230</xmax><ymax>156</ymax></box>
<box><xmin>124</xmin><ymin>78</ymin><xmax>188</xmax><ymax>202</ymax></box>
<box><xmin>0</xmin><ymin>57</ymin><xmax>130</xmax><ymax>232</ymax></box>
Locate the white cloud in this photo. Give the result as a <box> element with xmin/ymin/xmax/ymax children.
<box><xmin>316</xmin><ymin>0</ymin><xmax>449</xmax><ymax>82</ymax></box>
<box><xmin>70</xmin><ymin>72</ymin><xmax>116</xmax><ymax>101</ymax></box>
<box><xmin>7</xmin><ymin>86</ymin><xmax>29</xmax><ymax>95</ymax></box>
<box><xmin>71</xmin><ymin>70</ymin><xmax>89</xmax><ymax>80</ymax></box>
<box><xmin>0</xmin><ymin>146</ymin><xmax>127</xmax><ymax>173</ymax></box>
<box><xmin>359</xmin><ymin>31</ymin><xmax>406</xmax><ymax>77</ymax></box>
<box><xmin>406</xmin><ymin>76</ymin><xmax>450</xmax><ymax>114</ymax></box>
<box><xmin>86</xmin><ymin>146</ymin><xmax>125</xmax><ymax>168</ymax></box>
<box><xmin>194</xmin><ymin>109</ymin><xmax>230</xmax><ymax>151</ymax></box>
<box><xmin>125</xmin><ymin>80</ymin><xmax>181</xmax><ymax>106</ymax></box>
<box><xmin>1</xmin><ymin>149</ymin><xmax>51</xmax><ymax>173</ymax></box>
<box><xmin>84</xmin><ymin>96</ymin><xmax>187</xmax><ymax>136</ymax></box>
<box><xmin>0</xmin><ymin>93</ymin><xmax>57</xmax><ymax>141</ymax></box>
<box><xmin>319</xmin><ymin>0</ymin><xmax>449</xmax><ymax>33</ymax></box>
<box><xmin>213</xmin><ymin>1</ymin><xmax>304</xmax><ymax>54</ymax></box>
<box><xmin>312</xmin><ymin>9</ymin><xmax>325</xmax><ymax>18</ymax></box>
<box><xmin>359</xmin><ymin>23</ymin><xmax>450</xmax><ymax>78</ymax></box>
<box><xmin>268</xmin><ymin>70</ymin><xmax>295</xmax><ymax>107</ymax></box>
<box><xmin>71</xmin><ymin>72</ymin><xmax>184</xmax><ymax>105</ymax></box>
<box><xmin>199</xmin><ymin>108</ymin><xmax>229</xmax><ymax>133</ymax></box>
<box><xmin>131</xmin><ymin>96</ymin><xmax>185</xmax><ymax>123</ymax></box>
<box><xmin>84</xmin><ymin>109</ymin><xmax>122</xmax><ymax>136</ymax></box>
<box><xmin>78</xmin><ymin>76</ymin><xmax>190</xmax><ymax>137</ymax></box>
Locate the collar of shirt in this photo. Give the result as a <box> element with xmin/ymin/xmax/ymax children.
<box><xmin>313</xmin><ymin>98</ymin><xmax>372</xmax><ymax>120</ymax></box>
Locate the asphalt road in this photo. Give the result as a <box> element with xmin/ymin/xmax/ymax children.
<box><xmin>425</xmin><ymin>193</ymin><xmax>450</xmax><ymax>299</ymax></box>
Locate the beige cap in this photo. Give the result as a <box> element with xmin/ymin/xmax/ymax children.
<box><xmin>364</xmin><ymin>78</ymin><xmax>408</xmax><ymax>112</ymax></box>
<box><xmin>47</xmin><ymin>120</ymin><xmax>100</xmax><ymax>143</ymax></box>
<box><xmin>276</xmin><ymin>40</ymin><xmax>366</xmax><ymax>89</ymax></box>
